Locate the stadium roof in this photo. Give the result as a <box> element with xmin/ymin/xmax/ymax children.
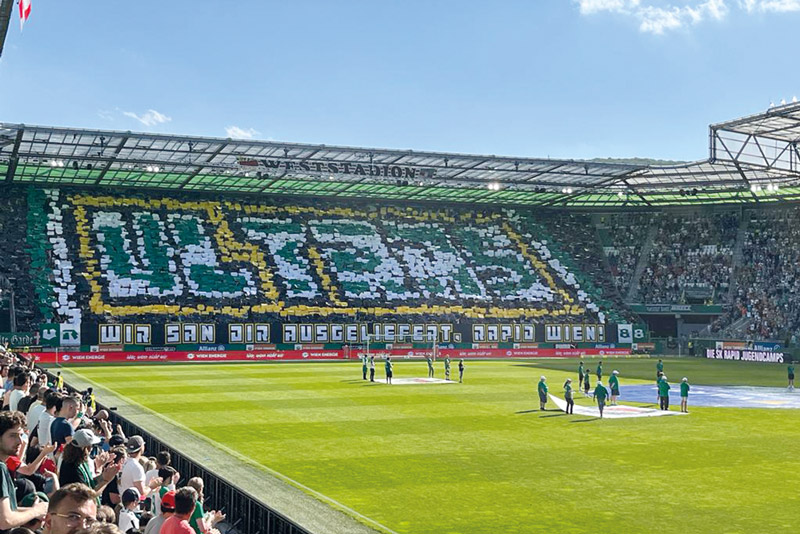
<box><xmin>3</xmin><ymin>103</ymin><xmax>800</xmax><ymax>209</ymax></box>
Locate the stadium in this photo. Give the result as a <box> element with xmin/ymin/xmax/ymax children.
<box><xmin>2</xmin><ymin>2</ymin><xmax>800</xmax><ymax>534</ymax></box>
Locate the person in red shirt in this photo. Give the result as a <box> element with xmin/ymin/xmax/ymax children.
<box><xmin>160</xmin><ymin>487</ymin><xmax>198</xmax><ymax>534</ymax></box>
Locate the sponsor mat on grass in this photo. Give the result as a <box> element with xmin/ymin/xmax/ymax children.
<box><xmin>549</xmin><ymin>394</ymin><xmax>686</xmax><ymax>419</ymax></box>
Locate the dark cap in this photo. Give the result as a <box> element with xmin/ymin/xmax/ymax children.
<box><xmin>125</xmin><ymin>435</ymin><xmax>145</xmax><ymax>453</ymax></box>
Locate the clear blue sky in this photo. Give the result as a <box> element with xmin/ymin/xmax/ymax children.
<box><xmin>1</xmin><ymin>0</ymin><xmax>798</xmax><ymax>161</ymax></box>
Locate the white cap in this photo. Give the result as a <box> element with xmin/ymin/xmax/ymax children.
<box><xmin>682</xmin><ymin>377</ymin><xmax>688</xmax><ymax>382</ymax></box>
<box><xmin>612</xmin><ymin>370</ymin><xmax>619</xmax><ymax>375</ymax></box>
<box><xmin>540</xmin><ymin>376</ymin><xmax>546</xmax><ymax>380</ymax></box>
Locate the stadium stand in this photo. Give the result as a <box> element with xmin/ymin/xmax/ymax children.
<box><xmin>637</xmin><ymin>212</ymin><xmax>738</xmax><ymax>304</ymax></box>
<box><xmin>9</xmin><ymin>184</ymin><xmax>800</xmax><ymax>344</ymax></box>
<box><xmin>26</xmin><ymin>188</ymin><xmax>613</xmax><ymax>326</ymax></box>
<box><xmin>596</xmin><ymin>213</ymin><xmax>652</xmax><ymax>298</ymax></box>
<box><xmin>718</xmin><ymin>209</ymin><xmax>800</xmax><ymax>341</ymax></box>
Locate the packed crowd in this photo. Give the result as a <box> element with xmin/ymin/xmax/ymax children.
<box><xmin>597</xmin><ymin>213</ymin><xmax>652</xmax><ymax>296</ymax></box>
<box><xmin>0</xmin><ymin>190</ymin><xmax>41</xmax><ymax>332</ymax></box>
<box><xmin>638</xmin><ymin>212</ymin><xmax>738</xmax><ymax>304</ymax></box>
<box><xmin>0</xmin><ymin>345</ymin><xmax>226</xmax><ymax>534</ymax></box>
<box><xmin>720</xmin><ymin>210</ymin><xmax>800</xmax><ymax>341</ymax></box>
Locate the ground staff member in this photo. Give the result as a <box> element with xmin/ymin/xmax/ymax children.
<box><xmin>658</xmin><ymin>376</ymin><xmax>671</xmax><ymax>410</ymax></box>
<box><xmin>563</xmin><ymin>379</ymin><xmax>574</xmax><ymax>414</ymax></box>
<box><xmin>537</xmin><ymin>376</ymin><xmax>548</xmax><ymax>411</ymax></box>
<box><xmin>593</xmin><ymin>381</ymin><xmax>609</xmax><ymax>419</ymax></box>
<box><xmin>680</xmin><ymin>378</ymin><xmax>690</xmax><ymax>413</ymax></box>
<box><xmin>608</xmin><ymin>371</ymin><xmax>620</xmax><ymax>405</ymax></box>
<box><xmin>596</xmin><ymin>361</ymin><xmax>603</xmax><ymax>381</ymax></box>
<box><xmin>385</xmin><ymin>357</ymin><xmax>393</xmax><ymax>385</ymax></box>
<box><xmin>788</xmin><ymin>364</ymin><xmax>795</xmax><ymax>391</ymax></box>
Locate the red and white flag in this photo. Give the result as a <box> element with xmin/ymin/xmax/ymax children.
<box><xmin>19</xmin><ymin>0</ymin><xmax>32</xmax><ymax>30</ymax></box>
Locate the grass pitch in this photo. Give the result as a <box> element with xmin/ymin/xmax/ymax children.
<box><xmin>64</xmin><ymin>358</ymin><xmax>800</xmax><ymax>534</ymax></box>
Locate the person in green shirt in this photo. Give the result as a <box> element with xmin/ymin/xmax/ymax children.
<box><xmin>658</xmin><ymin>375</ymin><xmax>671</xmax><ymax>410</ymax></box>
<box><xmin>596</xmin><ymin>361</ymin><xmax>603</xmax><ymax>381</ymax></box>
<box><xmin>593</xmin><ymin>380</ymin><xmax>609</xmax><ymax>418</ymax></box>
<box><xmin>680</xmin><ymin>377</ymin><xmax>690</xmax><ymax>413</ymax></box>
<box><xmin>656</xmin><ymin>359</ymin><xmax>664</xmax><ymax>378</ymax></box>
<box><xmin>362</xmin><ymin>355</ymin><xmax>368</xmax><ymax>381</ymax></box>
<box><xmin>458</xmin><ymin>359</ymin><xmax>465</xmax><ymax>383</ymax></box>
<box><xmin>583</xmin><ymin>369</ymin><xmax>591</xmax><ymax>396</ymax></box>
<box><xmin>788</xmin><ymin>364</ymin><xmax>795</xmax><ymax>391</ymax></box>
<box><xmin>187</xmin><ymin>477</ymin><xmax>225</xmax><ymax>534</ymax></box>
<box><xmin>563</xmin><ymin>378</ymin><xmax>574</xmax><ymax>414</ymax></box>
<box><xmin>656</xmin><ymin>371</ymin><xmax>664</xmax><ymax>404</ymax></box>
<box><xmin>427</xmin><ymin>356</ymin><xmax>434</xmax><ymax>378</ymax></box>
<box><xmin>444</xmin><ymin>357</ymin><xmax>451</xmax><ymax>381</ymax></box>
<box><xmin>578</xmin><ymin>361</ymin><xmax>584</xmax><ymax>386</ymax></box>
<box><xmin>385</xmin><ymin>357</ymin><xmax>393</xmax><ymax>384</ymax></box>
<box><xmin>537</xmin><ymin>376</ymin><xmax>548</xmax><ymax>411</ymax></box>
<box><xmin>608</xmin><ymin>370</ymin><xmax>620</xmax><ymax>405</ymax></box>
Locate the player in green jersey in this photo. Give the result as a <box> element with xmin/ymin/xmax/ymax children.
<box><xmin>788</xmin><ymin>364</ymin><xmax>795</xmax><ymax>391</ymax></box>
<box><xmin>596</xmin><ymin>361</ymin><xmax>603</xmax><ymax>381</ymax></box>
<box><xmin>578</xmin><ymin>361</ymin><xmax>584</xmax><ymax>386</ymax></box>
<box><xmin>458</xmin><ymin>359</ymin><xmax>465</xmax><ymax>383</ymax></box>
<box><xmin>427</xmin><ymin>356</ymin><xmax>434</xmax><ymax>378</ymax></box>
<box><xmin>362</xmin><ymin>355</ymin><xmax>368</xmax><ymax>381</ymax></box>
<box><xmin>444</xmin><ymin>357</ymin><xmax>451</xmax><ymax>381</ymax></box>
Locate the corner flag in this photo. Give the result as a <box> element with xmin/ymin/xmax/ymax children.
<box><xmin>19</xmin><ymin>0</ymin><xmax>31</xmax><ymax>30</ymax></box>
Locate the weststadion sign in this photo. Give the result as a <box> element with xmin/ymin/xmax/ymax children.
<box><xmin>238</xmin><ymin>157</ymin><xmax>425</xmax><ymax>179</ymax></box>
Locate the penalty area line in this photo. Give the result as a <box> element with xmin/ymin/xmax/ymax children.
<box><xmin>60</xmin><ymin>369</ymin><xmax>400</xmax><ymax>534</ymax></box>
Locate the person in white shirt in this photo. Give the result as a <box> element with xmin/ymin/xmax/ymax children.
<box><xmin>8</xmin><ymin>373</ymin><xmax>29</xmax><ymax>412</ymax></box>
<box><xmin>119</xmin><ymin>436</ymin><xmax>161</xmax><ymax>499</ymax></box>
<box><xmin>36</xmin><ymin>391</ymin><xmax>60</xmax><ymax>450</ymax></box>
<box><xmin>26</xmin><ymin>389</ymin><xmax>47</xmax><ymax>435</ymax></box>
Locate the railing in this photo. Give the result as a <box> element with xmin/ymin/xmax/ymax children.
<box><xmin>46</xmin><ymin>370</ymin><xmax>311</xmax><ymax>534</ymax></box>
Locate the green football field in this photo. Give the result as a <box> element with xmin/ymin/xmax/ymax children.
<box><xmin>62</xmin><ymin>358</ymin><xmax>800</xmax><ymax>534</ymax></box>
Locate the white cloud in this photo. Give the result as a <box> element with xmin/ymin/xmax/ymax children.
<box><xmin>577</xmin><ymin>0</ymin><xmax>639</xmax><ymax>14</ymax></box>
<box><xmin>576</xmin><ymin>0</ymin><xmax>731</xmax><ymax>33</ymax></box>
<box><xmin>741</xmin><ymin>0</ymin><xmax>800</xmax><ymax>11</ymax></box>
<box><xmin>122</xmin><ymin>109</ymin><xmax>172</xmax><ymax>127</ymax></box>
<box><xmin>225</xmin><ymin>126</ymin><xmax>260</xmax><ymax>139</ymax></box>
<box><xmin>97</xmin><ymin>110</ymin><xmax>114</xmax><ymax>121</ymax></box>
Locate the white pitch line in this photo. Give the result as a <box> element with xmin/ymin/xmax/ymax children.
<box><xmin>62</xmin><ymin>369</ymin><xmax>400</xmax><ymax>534</ymax></box>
